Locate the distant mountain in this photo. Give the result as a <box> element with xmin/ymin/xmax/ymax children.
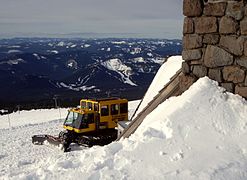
<box><xmin>0</xmin><ymin>38</ymin><xmax>182</xmax><ymax>110</ymax></box>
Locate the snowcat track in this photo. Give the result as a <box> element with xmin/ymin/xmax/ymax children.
<box><xmin>32</xmin><ymin>129</ymin><xmax>118</xmax><ymax>152</ymax></box>
<box><xmin>77</xmin><ymin>131</ymin><xmax>118</xmax><ymax>147</ymax></box>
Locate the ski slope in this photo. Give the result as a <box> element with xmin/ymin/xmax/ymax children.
<box><xmin>1</xmin><ymin>56</ymin><xmax>247</xmax><ymax>179</ymax></box>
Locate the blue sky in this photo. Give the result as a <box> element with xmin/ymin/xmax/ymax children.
<box><xmin>0</xmin><ymin>0</ymin><xmax>183</xmax><ymax>39</ymax></box>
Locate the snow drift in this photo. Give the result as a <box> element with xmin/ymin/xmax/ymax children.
<box><xmin>133</xmin><ymin>55</ymin><xmax>183</xmax><ymax>119</ymax></box>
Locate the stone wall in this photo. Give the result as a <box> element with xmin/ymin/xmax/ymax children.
<box><xmin>182</xmin><ymin>0</ymin><xmax>247</xmax><ymax>98</ymax></box>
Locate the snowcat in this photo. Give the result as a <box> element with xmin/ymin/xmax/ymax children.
<box><xmin>32</xmin><ymin>98</ymin><xmax>128</xmax><ymax>152</ymax></box>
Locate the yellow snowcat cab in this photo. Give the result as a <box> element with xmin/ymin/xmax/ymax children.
<box><xmin>63</xmin><ymin>98</ymin><xmax>128</xmax><ymax>133</ymax></box>
<box><xmin>32</xmin><ymin>98</ymin><xmax>128</xmax><ymax>152</ymax></box>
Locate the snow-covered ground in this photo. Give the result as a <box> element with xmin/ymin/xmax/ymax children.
<box><xmin>0</xmin><ymin>58</ymin><xmax>26</xmax><ymax>65</ymax></box>
<box><xmin>0</xmin><ymin>109</ymin><xmax>68</xmax><ymax>129</ymax></box>
<box><xmin>1</xmin><ymin>56</ymin><xmax>247</xmax><ymax>180</ymax></box>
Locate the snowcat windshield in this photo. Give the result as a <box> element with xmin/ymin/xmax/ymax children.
<box><xmin>64</xmin><ymin>111</ymin><xmax>79</xmax><ymax>126</ymax></box>
<box><xmin>64</xmin><ymin>111</ymin><xmax>94</xmax><ymax>129</ymax></box>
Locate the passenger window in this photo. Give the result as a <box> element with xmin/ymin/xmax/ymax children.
<box><xmin>101</xmin><ymin>105</ymin><xmax>109</xmax><ymax>116</ymax></box>
<box><xmin>88</xmin><ymin>102</ymin><xmax>93</xmax><ymax>110</ymax></box>
<box><xmin>94</xmin><ymin>104</ymin><xmax>99</xmax><ymax>111</ymax></box>
<box><xmin>120</xmin><ymin>103</ymin><xmax>128</xmax><ymax>114</ymax></box>
<box><xmin>111</xmin><ymin>104</ymin><xmax>119</xmax><ymax>115</ymax></box>
<box><xmin>81</xmin><ymin>101</ymin><xmax>86</xmax><ymax>109</ymax></box>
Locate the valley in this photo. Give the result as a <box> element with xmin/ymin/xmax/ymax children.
<box><xmin>0</xmin><ymin>38</ymin><xmax>182</xmax><ymax>110</ymax></box>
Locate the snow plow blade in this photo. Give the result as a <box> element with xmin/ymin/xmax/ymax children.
<box><xmin>32</xmin><ymin>135</ymin><xmax>63</xmax><ymax>147</ymax></box>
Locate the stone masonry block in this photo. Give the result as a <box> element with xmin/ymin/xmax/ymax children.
<box><xmin>204</xmin><ymin>2</ymin><xmax>227</xmax><ymax>16</ymax></box>
<box><xmin>245</xmin><ymin>74</ymin><xmax>247</xmax><ymax>86</ymax></box>
<box><xmin>182</xmin><ymin>49</ymin><xmax>202</xmax><ymax>61</ymax></box>
<box><xmin>195</xmin><ymin>17</ymin><xmax>218</xmax><ymax>34</ymax></box>
<box><xmin>192</xmin><ymin>65</ymin><xmax>207</xmax><ymax>78</ymax></box>
<box><xmin>183</xmin><ymin>34</ymin><xmax>203</xmax><ymax>50</ymax></box>
<box><xmin>179</xmin><ymin>74</ymin><xmax>197</xmax><ymax>92</ymax></box>
<box><xmin>220</xmin><ymin>36</ymin><xmax>244</xmax><ymax>56</ymax></box>
<box><xmin>208</xmin><ymin>68</ymin><xmax>223</xmax><ymax>82</ymax></box>
<box><xmin>183</xmin><ymin>17</ymin><xmax>194</xmax><ymax>34</ymax></box>
<box><xmin>190</xmin><ymin>60</ymin><xmax>203</xmax><ymax>65</ymax></box>
<box><xmin>204</xmin><ymin>45</ymin><xmax>233</xmax><ymax>68</ymax></box>
<box><xmin>182</xmin><ymin>62</ymin><xmax>190</xmax><ymax>74</ymax></box>
<box><xmin>219</xmin><ymin>16</ymin><xmax>238</xmax><ymax>34</ymax></box>
<box><xmin>183</xmin><ymin>0</ymin><xmax>203</xmax><ymax>17</ymax></box>
<box><xmin>223</xmin><ymin>65</ymin><xmax>245</xmax><ymax>83</ymax></box>
<box><xmin>245</xmin><ymin>40</ymin><xmax>247</xmax><ymax>56</ymax></box>
<box><xmin>236</xmin><ymin>56</ymin><xmax>247</xmax><ymax>69</ymax></box>
<box><xmin>240</xmin><ymin>18</ymin><xmax>247</xmax><ymax>35</ymax></box>
<box><xmin>226</xmin><ymin>1</ymin><xmax>245</xmax><ymax>21</ymax></box>
<box><xmin>245</xmin><ymin>5</ymin><xmax>247</xmax><ymax>16</ymax></box>
<box><xmin>221</xmin><ymin>83</ymin><xmax>234</xmax><ymax>93</ymax></box>
<box><xmin>203</xmin><ymin>34</ymin><xmax>220</xmax><ymax>45</ymax></box>
<box><xmin>235</xmin><ymin>86</ymin><xmax>247</xmax><ymax>98</ymax></box>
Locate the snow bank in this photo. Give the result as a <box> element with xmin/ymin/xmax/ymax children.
<box><xmin>2</xmin><ymin>78</ymin><xmax>247</xmax><ymax>180</ymax></box>
<box><xmin>131</xmin><ymin>77</ymin><xmax>247</xmax><ymax>179</ymax></box>
<box><xmin>133</xmin><ymin>55</ymin><xmax>183</xmax><ymax>118</ymax></box>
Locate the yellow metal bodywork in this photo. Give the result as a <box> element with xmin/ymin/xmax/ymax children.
<box><xmin>63</xmin><ymin>98</ymin><xmax>128</xmax><ymax>134</ymax></box>
<box><xmin>64</xmin><ymin>124</ymin><xmax>96</xmax><ymax>133</ymax></box>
